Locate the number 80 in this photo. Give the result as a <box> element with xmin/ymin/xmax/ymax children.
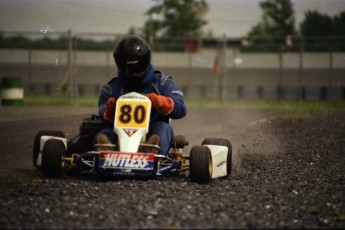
<box><xmin>119</xmin><ymin>104</ymin><xmax>146</xmax><ymax>124</ymax></box>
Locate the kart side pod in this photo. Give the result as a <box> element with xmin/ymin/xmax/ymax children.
<box><xmin>190</xmin><ymin>144</ymin><xmax>230</xmax><ymax>184</ymax></box>
<box><xmin>206</xmin><ymin>145</ymin><xmax>228</xmax><ymax>179</ymax></box>
<box><xmin>36</xmin><ymin>135</ymin><xmax>68</xmax><ymax>167</ymax></box>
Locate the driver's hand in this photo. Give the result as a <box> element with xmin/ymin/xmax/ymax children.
<box><xmin>146</xmin><ymin>93</ymin><xmax>174</xmax><ymax>115</ymax></box>
<box><xmin>104</xmin><ymin>97</ymin><xmax>117</xmax><ymax>122</ymax></box>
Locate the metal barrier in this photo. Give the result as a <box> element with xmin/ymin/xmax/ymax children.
<box><xmin>26</xmin><ymin>83</ymin><xmax>345</xmax><ymax>102</ymax></box>
<box><xmin>0</xmin><ymin>31</ymin><xmax>344</xmax><ymax>102</ymax></box>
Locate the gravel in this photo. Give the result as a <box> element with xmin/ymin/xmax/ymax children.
<box><xmin>0</xmin><ymin>108</ymin><xmax>344</xmax><ymax>229</ymax></box>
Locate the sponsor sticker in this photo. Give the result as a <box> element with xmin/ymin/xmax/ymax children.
<box><xmin>123</xmin><ymin>128</ymin><xmax>138</xmax><ymax>137</ymax></box>
<box><xmin>217</xmin><ymin>161</ymin><xmax>226</xmax><ymax>167</ymax></box>
<box><xmin>99</xmin><ymin>152</ymin><xmax>154</xmax><ymax>170</ymax></box>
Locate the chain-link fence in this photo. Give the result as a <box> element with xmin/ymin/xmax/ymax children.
<box><xmin>1</xmin><ymin>31</ymin><xmax>344</xmax><ymax>102</ymax></box>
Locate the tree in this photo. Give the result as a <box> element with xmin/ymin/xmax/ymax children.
<box><xmin>300</xmin><ymin>11</ymin><xmax>333</xmax><ymax>37</ymax></box>
<box><xmin>260</xmin><ymin>0</ymin><xmax>295</xmax><ymax>38</ymax></box>
<box><xmin>333</xmin><ymin>11</ymin><xmax>345</xmax><ymax>36</ymax></box>
<box><xmin>143</xmin><ymin>0</ymin><xmax>209</xmax><ymax>41</ymax></box>
<box><xmin>245</xmin><ymin>0</ymin><xmax>296</xmax><ymax>52</ymax></box>
<box><xmin>300</xmin><ymin>10</ymin><xmax>345</xmax><ymax>51</ymax></box>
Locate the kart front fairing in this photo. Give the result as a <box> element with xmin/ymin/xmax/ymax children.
<box><xmin>70</xmin><ymin>92</ymin><xmax>185</xmax><ymax>178</ymax></box>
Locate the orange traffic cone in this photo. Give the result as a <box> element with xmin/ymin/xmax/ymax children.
<box><xmin>212</xmin><ymin>53</ymin><xmax>221</xmax><ymax>74</ymax></box>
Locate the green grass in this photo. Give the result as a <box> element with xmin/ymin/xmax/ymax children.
<box><xmin>185</xmin><ymin>98</ymin><xmax>345</xmax><ymax>112</ymax></box>
<box><xmin>23</xmin><ymin>95</ymin><xmax>98</xmax><ymax>107</ymax></box>
<box><xmin>21</xmin><ymin>95</ymin><xmax>345</xmax><ymax>112</ymax></box>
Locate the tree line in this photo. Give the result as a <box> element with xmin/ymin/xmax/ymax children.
<box><xmin>244</xmin><ymin>0</ymin><xmax>345</xmax><ymax>52</ymax></box>
<box><xmin>0</xmin><ymin>0</ymin><xmax>344</xmax><ymax>52</ymax></box>
<box><xmin>0</xmin><ymin>34</ymin><xmax>118</xmax><ymax>51</ymax></box>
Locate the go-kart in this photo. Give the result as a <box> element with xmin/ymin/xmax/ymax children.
<box><xmin>32</xmin><ymin>92</ymin><xmax>232</xmax><ymax>183</ymax></box>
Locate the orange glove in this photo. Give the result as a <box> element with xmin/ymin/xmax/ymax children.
<box><xmin>103</xmin><ymin>97</ymin><xmax>117</xmax><ymax>122</ymax></box>
<box><xmin>146</xmin><ymin>93</ymin><xmax>174</xmax><ymax>115</ymax></box>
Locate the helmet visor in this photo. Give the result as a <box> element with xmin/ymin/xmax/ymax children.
<box><xmin>125</xmin><ymin>57</ymin><xmax>149</xmax><ymax>78</ymax></box>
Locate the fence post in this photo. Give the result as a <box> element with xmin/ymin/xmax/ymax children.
<box><xmin>67</xmin><ymin>29</ymin><xmax>76</xmax><ymax>104</ymax></box>
<box><xmin>219</xmin><ymin>34</ymin><xmax>227</xmax><ymax>103</ymax></box>
<box><xmin>298</xmin><ymin>36</ymin><xmax>304</xmax><ymax>101</ymax></box>
<box><xmin>106</xmin><ymin>51</ymin><xmax>110</xmax><ymax>82</ymax></box>
<box><xmin>329</xmin><ymin>50</ymin><xmax>333</xmax><ymax>87</ymax></box>
<box><xmin>27</xmin><ymin>48</ymin><xmax>32</xmax><ymax>95</ymax></box>
<box><xmin>278</xmin><ymin>51</ymin><xmax>283</xmax><ymax>100</ymax></box>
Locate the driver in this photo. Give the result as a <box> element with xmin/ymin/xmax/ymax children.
<box><xmin>95</xmin><ymin>35</ymin><xmax>187</xmax><ymax>155</ymax></box>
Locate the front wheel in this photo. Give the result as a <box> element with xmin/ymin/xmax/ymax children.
<box><xmin>41</xmin><ymin>139</ymin><xmax>66</xmax><ymax>178</ymax></box>
<box><xmin>189</xmin><ymin>145</ymin><xmax>212</xmax><ymax>183</ymax></box>
<box><xmin>33</xmin><ymin>130</ymin><xmax>65</xmax><ymax>170</ymax></box>
<box><xmin>201</xmin><ymin>138</ymin><xmax>232</xmax><ymax>177</ymax></box>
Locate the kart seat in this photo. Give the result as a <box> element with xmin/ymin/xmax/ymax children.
<box><xmin>170</xmin><ymin>135</ymin><xmax>189</xmax><ymax>148</ymax></box>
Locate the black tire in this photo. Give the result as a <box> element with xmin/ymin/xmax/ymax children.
<box><xmin>190</xmin><ymin>145</ymin><xmax>212</xmax><ymax>183</ymax></box>
<box><xmin>41</xmin><ymin>139</ymin><xmax>66</xmax><ymax>178</ymax></box>
<box><xmin>33</xmin><ymin>130</ymin><xmax>65</xmax><ymax>170</ymax></box>
<box><xmin>201</xmin><ymin>138</ymin><xmax>232</xmax><ymax>176</ymax></box>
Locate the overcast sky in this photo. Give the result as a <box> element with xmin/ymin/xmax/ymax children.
<box><xmin>0</xmin><ymin>0</ymin><xmax>344</xmax><ymax>38</ymax></box>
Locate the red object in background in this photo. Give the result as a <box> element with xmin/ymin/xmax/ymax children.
<box><xmin>212</xmin><ymin>52</ymin><xmax>221</xmax><ymax>74</ymax></box>
<box><xmin>185</xmin><ymin>38</ymin><xmax>197</xmax><ymax>53</ymax></box>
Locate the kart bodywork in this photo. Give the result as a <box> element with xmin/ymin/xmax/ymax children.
<box><xmin>33</xmin><ymin>92</ymin><xmax>232</xmax><ymax>183</ymax></box>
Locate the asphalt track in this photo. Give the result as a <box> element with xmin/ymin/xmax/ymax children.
<box><xmin>0</xmin><ymin>106</ymin><xmax>344</xmax><ymax>228</ymax></box>
<box><xmin>0</xmin><ymin>106</ymin><xmax>284</xmax><ymax>167</ymax></box>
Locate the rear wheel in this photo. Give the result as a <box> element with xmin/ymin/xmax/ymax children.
<box><xmin>190</xmin><ymin>145</ymin><xmax>212</xmax><ymax>183</ymax></box>
<box><xmin>41</xmin><ymin>139</ymin><xmax>66</xmax><ymax>178</ymax></box>
<box><xmin>33</xmin><ymin>130</ymin><xmax>65</xmax><ymax>170</ymax></box>
<box><xmin>201</xmin><ymin>138</ymin><xmax>232</xmax><ymax>176</ymax></box>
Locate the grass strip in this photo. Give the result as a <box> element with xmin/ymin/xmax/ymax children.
<box><xmin>21</xmin><ymin>95</ymin><xmax>345</xmax><ymax>112</ymax></box>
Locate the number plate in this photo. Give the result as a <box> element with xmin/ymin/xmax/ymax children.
<box><xmin>115</xmin><ymin>101</ymin><xmax>150</xmax><ymax>129</ymax></box>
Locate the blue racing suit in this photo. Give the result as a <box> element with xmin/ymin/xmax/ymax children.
<box><xmin>97</xmin><ymin>64</ymin><xmax>187</xmax><ymax>155</ymax></box>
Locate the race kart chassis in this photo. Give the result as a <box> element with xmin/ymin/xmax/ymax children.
<box><xmin>33</xmin><ymin>92</ymin><xmax>232</xmax><ymax>183</ymax></box>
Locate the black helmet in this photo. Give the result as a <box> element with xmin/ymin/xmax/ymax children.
<box><xmin>113</xmin><ymin>35</ymin><xmax>151</xmax><ymax>78</ymax></box>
